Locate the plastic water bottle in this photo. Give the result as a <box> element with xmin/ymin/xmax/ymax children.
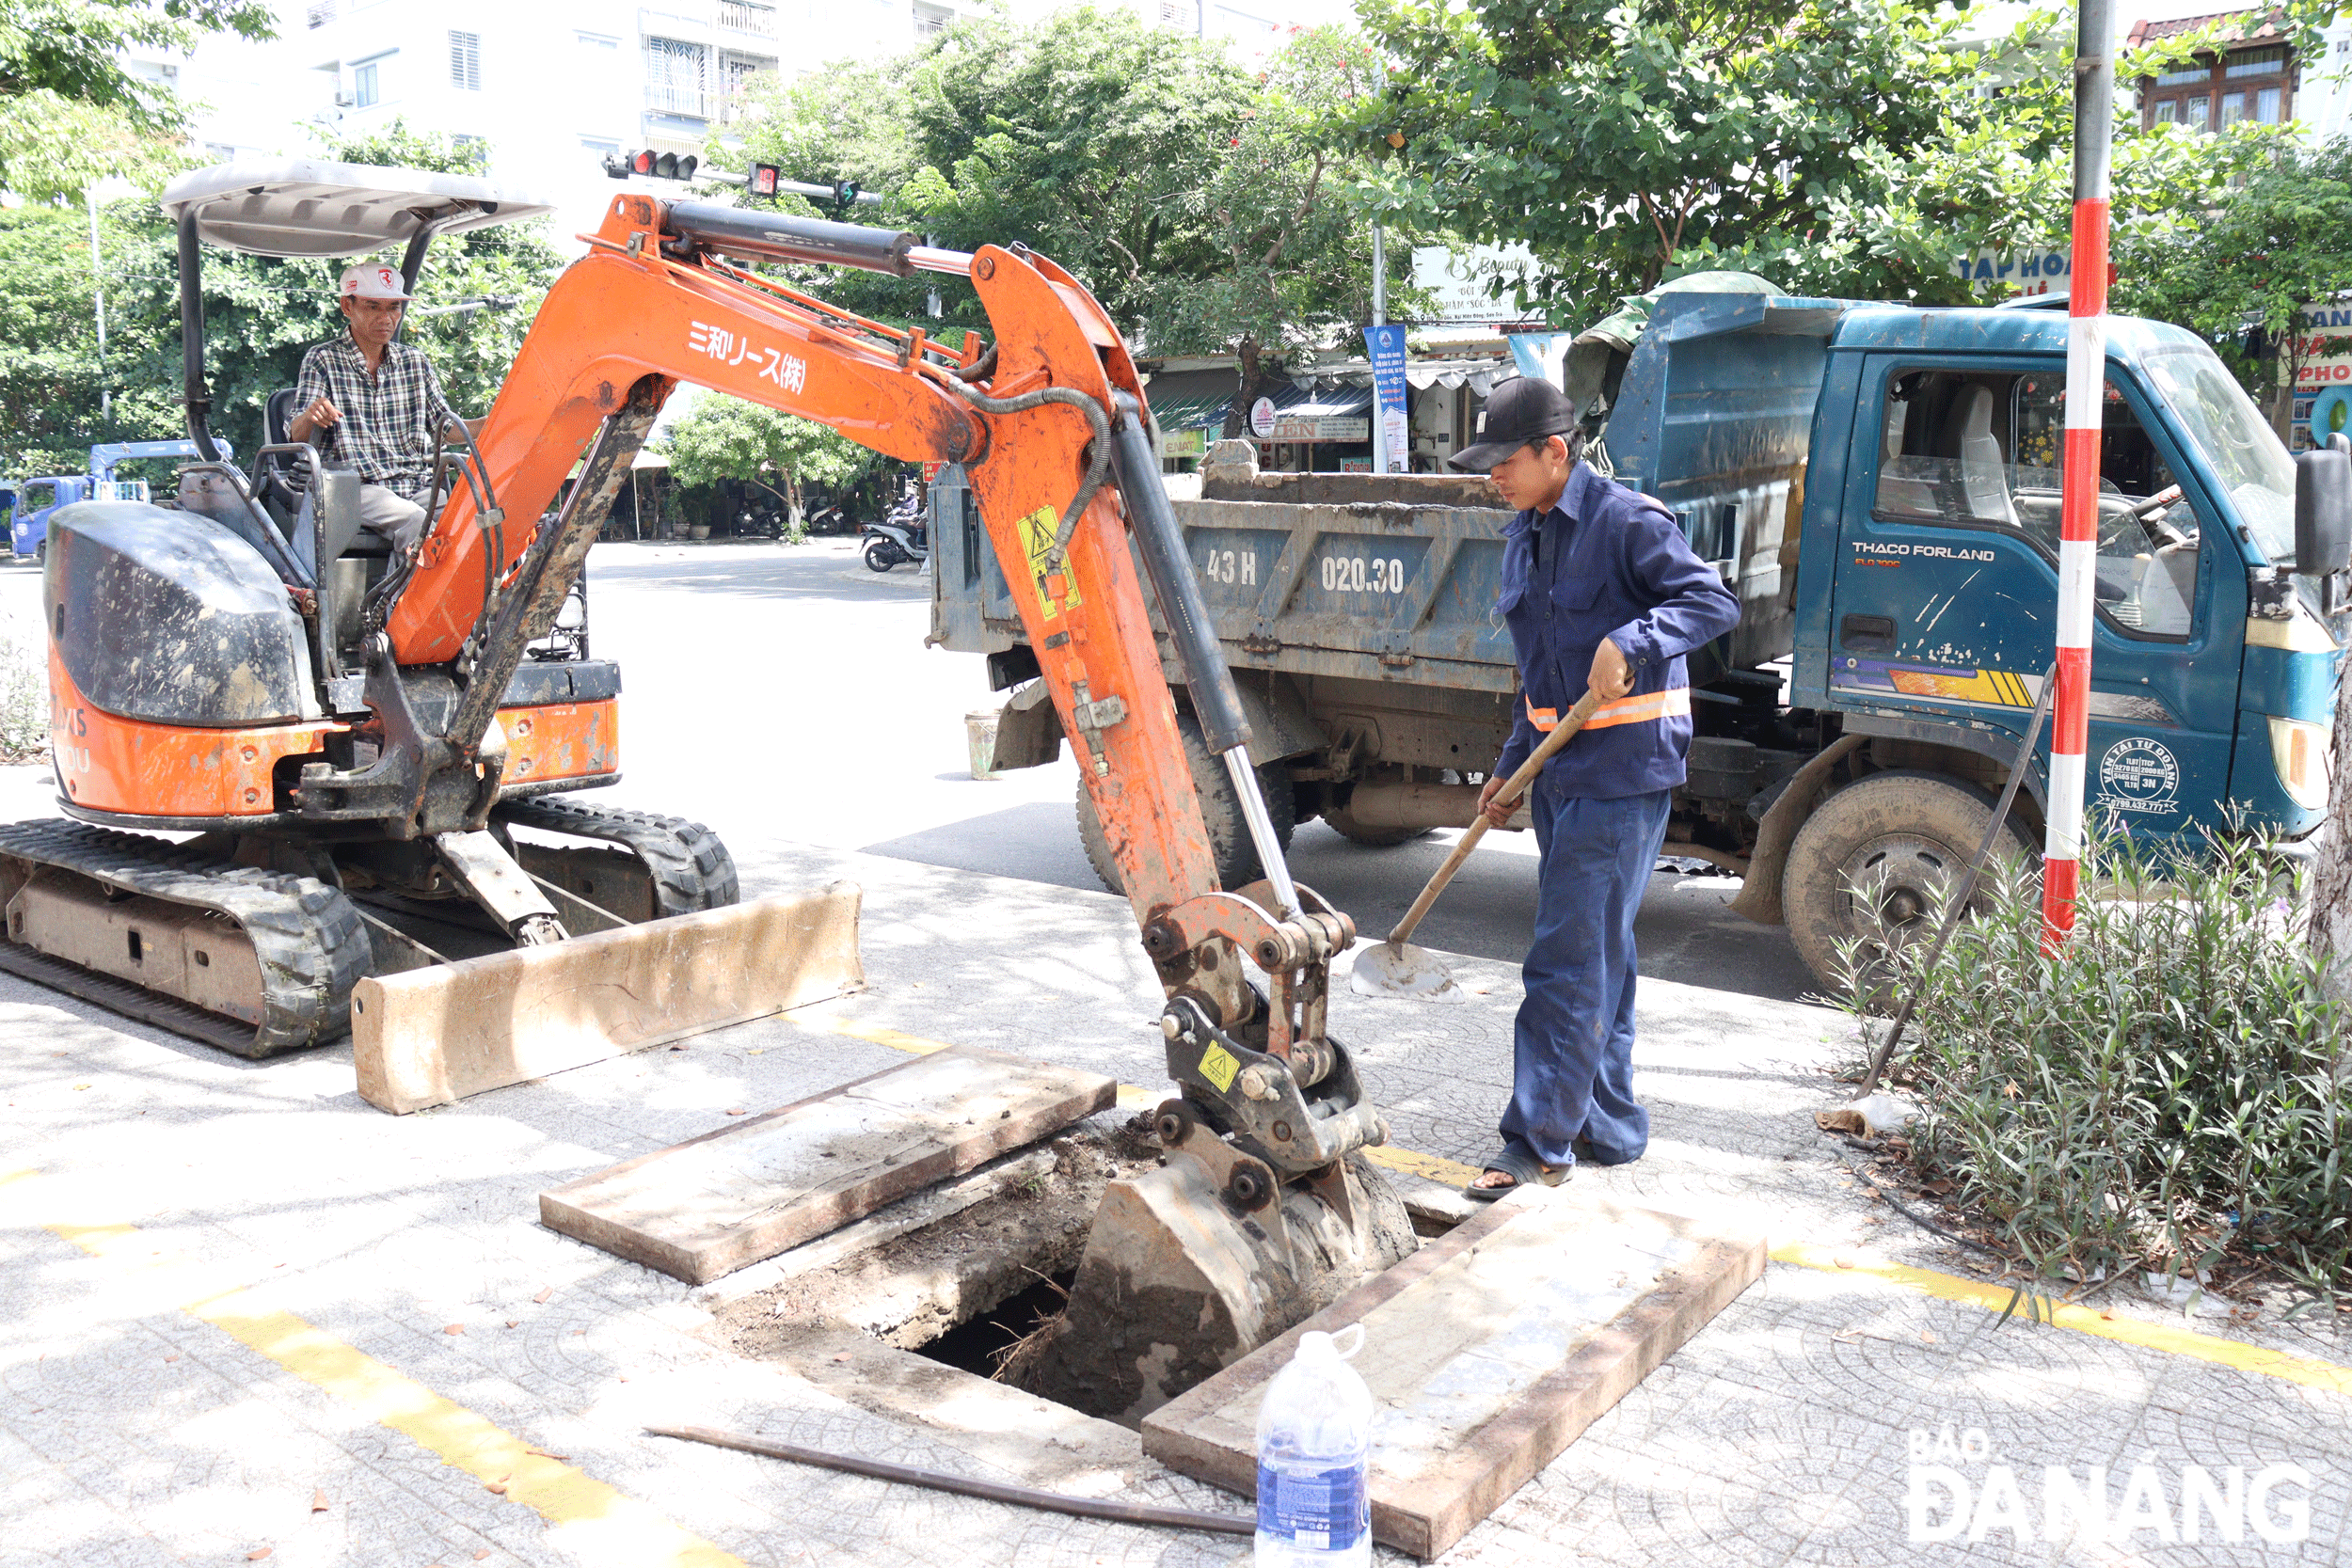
<box><xmin>1254</xmin><ymin>1323</ymin><xmax>1373</xmax><ymax>1566</ymax></box>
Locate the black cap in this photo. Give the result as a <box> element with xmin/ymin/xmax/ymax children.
<box><xmin>1449</xmin><ymin>375</ymin><xmax>1576</xmax><ymax>472</ymax></box>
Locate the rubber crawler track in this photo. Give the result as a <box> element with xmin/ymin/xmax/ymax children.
<box><xmin>0</xmin><ymin>819</ymin><xmax>371</xmax><ymax>1057</ymax></box>
<box><xmin>492</xmin><ymin>797</ymin><xmax>738</xmax><ymax>916</ymax></box>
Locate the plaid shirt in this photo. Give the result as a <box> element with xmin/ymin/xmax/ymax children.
<box><xmin>292</xmin><ymin>334</ymin><xmax>458</xmax><ymax>502</ymax></box>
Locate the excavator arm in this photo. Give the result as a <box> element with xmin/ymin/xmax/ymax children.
<box><xmin>392</xmin><ymin>194</ymin><xmax>1386</xmax><ymax>1193</ymax></box>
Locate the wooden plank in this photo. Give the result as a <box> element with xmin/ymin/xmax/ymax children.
<box><xmin>353</xmin><ymin>880</ymin><xmax>864</xmax><ymax>1115</ymax></box>
<box><xmin>538</xmin><ymin>1044</ymin><xmax>1117</xmax><ymax>1284</ymax></box>
<box><xmin>1141</xmin><ymin>1190</ymin><xmax>1765</xmax><ymax>1560</ymax></box>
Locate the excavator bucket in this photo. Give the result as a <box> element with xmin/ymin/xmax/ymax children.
<box><xmin>1010</xmin><ymin>1105</ymin><xmax>1418</xmax><ymax>1425</ymax></box>
<box><xmin>351</xmin><ymin>881</ymin><xmax>864</xmax><ymax>1114</ymax></box>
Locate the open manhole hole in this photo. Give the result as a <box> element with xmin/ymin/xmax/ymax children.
<box><xmin>710</xmin><ymin>1113</ymin><xmax>1160</xmax><ymax>1423</ymax></box>
<box><xmin>708</xmin><ymin>1108</ymin><xmax>1430</xmax><ymax>1433</ymax></box>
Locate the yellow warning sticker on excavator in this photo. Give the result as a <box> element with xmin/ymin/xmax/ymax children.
<box><xmin>1017</xmin><ymin>505</ymin><xmax>1082</xmax><ymax>617</ymax></box>
<box><xmin>1198</xmin><ymin>1042</ymin><xmax>1240</xmax><ymax>1093</ymax></box>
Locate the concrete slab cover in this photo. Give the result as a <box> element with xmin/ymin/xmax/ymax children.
<box><xmin>353</xmin><ymin>880</ymin><xmax>865</xmax><ymax>1114</ymax></box>
<box><xmin>1141</xmin><ymin>1189</ymin><xmax>1767</xmax><ymax>1559</ymax></box>
<box><xmin>539</xmin><ymin>1043</ymin><xmax>1117</xmax><ymax>1284</ymax></box>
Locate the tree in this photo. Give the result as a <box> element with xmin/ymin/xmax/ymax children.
<box><xmin>654</xmin><ymin>394</ymin><xmax>886</xmax><ymax>531</ymax></box>
<box><xmin>0</xmin><ymin>119</ymin><xmax>565</xmax><ymax>479</ymax></box>
<box><xmin>725</xmin><ymin>8</ymin><xmax>1425</xmax><ymax>414</ymax></box>
<box><xmin>2112</xmin><ymin>140</ymin><xmax>2352</xmax><ymax>432</ymax></box>
<box><xmin>0</xmin><ymin>0</ymin><xmax>275</xmax><ymax>200</ymax></box>
<box><xmin>1354</xmin><ymin>0</ymin><xmax>2296</xmax><ymax>316</ymax></box>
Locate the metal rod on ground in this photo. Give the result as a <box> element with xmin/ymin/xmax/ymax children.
<box><xmin>645</xmin><ymin>1425</ymin><xmax>1255</xmax><ymax>1536</ymax></box>
<box><xmin>1856</xmin><ymin>665</ymin><xmax>2058</xmax><ymax>1096</ymax></box>
<box><xmin>2043</xmin><ymin>0</ymin><xmax>2114</xmax><ymax>951</ymax></box>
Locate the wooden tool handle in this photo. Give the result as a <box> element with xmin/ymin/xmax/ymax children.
<box><xmin>1381</xmin><ymin>687</ymin><xmax>1608</xmax><ymax>948</ymax></box>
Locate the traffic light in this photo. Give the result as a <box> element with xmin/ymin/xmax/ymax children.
<box><xmin>748</xmin><ymin>163</ymin><xmax>781</xmax><ymax>198</ymax></box>
<box><xmin>830</xmin><ymin>180</ymin><xmax>860</xmax><ymax>215</ymax></box>
<box><xmin>602</xmin><ymin>149</ymin><xmax>699</xmax><ymax>181</ymax></box>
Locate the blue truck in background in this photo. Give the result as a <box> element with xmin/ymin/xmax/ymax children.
<box><xmin>2</xmin><ymin>441</ymin><xmax>230</xmax><ymax>563</ymax></box>
<box><xmin>931</xmin><ymin>283</ymin><xmax>2349</xmax><ymax>991</ymax></box>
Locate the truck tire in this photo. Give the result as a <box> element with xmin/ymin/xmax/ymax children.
<box><xmin>1782</xmin><ymin>770</ymin><xmax>2034</xmax><ymax>999</ymax></box>
<box><xmin>1320</xmin><ymin>805</ymin><xmax>1432</xmax><ymax>848</ymax></box>
<box><xmin>1077</xmin><ymin>708</ymin><xmax>1295</xmax><ymax>895</ymax></box>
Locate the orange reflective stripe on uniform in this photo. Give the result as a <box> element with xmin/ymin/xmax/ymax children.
<box><xmin>1524</xmin><ymin>688</ymin><xmax>1692</xmax><ymax>733</ymax></box>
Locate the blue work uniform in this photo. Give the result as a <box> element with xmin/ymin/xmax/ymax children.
<box><xmin>1492</xmin><ymin>462</ymin><xmax>1740</xmax><ymax>1172</ymax></box>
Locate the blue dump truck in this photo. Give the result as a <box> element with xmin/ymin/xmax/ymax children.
<box><xmin>931</xmin><ymin>286</ymin><xmax>2349</xmax><ymax>990</ymax></box>
<box><xmin>2</xmin><ymin>441</ymin><xmax>230</xmax><ymax>563</ymax></box>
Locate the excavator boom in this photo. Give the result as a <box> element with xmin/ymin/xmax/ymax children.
<box><xmin>384</xmin><ymin>192</ymin><xmax>1409</xmax><ymax>1412</ymax></box>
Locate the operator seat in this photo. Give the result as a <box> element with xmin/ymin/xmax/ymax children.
<box><xmin>262</xmin><ymin>386</ymin><xmax>392</xmax><ymax>566</ymax></box>
<box><xmin>1950</xmin><ymin>384</ymin><xmax>2018</xmax><ymax>528</ymax></box>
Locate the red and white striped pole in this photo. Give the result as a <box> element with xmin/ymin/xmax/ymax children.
<box><xmin>2043</xmin><ymin>0</ymin><xmax>2115</xmax><ymax>949</ymax></box>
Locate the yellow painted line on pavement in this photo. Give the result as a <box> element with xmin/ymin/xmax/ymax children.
<box><xmin>1772</xmin><ymin>1240</ymin><xmax>2352</xmax><ymax>1398</ymax></box>
<box><xmin>4</xmin><ymin>1168</ymin><xmax>744</xmax><ymax>1568</ymax></box>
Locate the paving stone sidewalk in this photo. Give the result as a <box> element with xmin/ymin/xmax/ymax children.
<box><xmin>2</xmin><ymin>833</ymin><xmax>2346</xmax><ymax>1567</ymax></box>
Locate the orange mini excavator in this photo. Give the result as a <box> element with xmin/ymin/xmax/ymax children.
<box><xmin>9</xmin><ymin>160</ymin><xmax>1411</xmax><ymax>1410</ymax></box>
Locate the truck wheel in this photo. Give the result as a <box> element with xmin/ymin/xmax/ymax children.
<box><xmin>1782</xmin><ymin>770</ymin><xmax>2034</xmax><ymax>1000</ymax></box>
<box><xmin>1077</xmin><ymin>709</ymin><xmax>1295</xmax><ymax>895</ymax></box>
<box><xmin>1321</xmin><ymin>805</ymin><xmax>1432</xmax><ymax>848</ymax></box>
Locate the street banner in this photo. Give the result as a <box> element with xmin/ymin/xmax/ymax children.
<box><xmin>1365</xmin><ymin>324</ymin><xmax>1409</xmax><ymax>474</ymax></box>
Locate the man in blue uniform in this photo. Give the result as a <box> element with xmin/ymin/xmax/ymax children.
<box><xmin>1448</xmin><ymin>377</ymin><xmax>1740</xmax><ymax>1198</ymax></box>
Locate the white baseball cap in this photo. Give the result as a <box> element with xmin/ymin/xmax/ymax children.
<box><xmin>339</xmin><ymin>262</ymin><xmax>412</xmax><ymax>302</ymax></box>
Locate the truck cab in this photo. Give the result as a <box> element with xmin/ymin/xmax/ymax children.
<box><xmin>8</xmin><ymin>476</ymin><xmax>100</xmax><ymax>563</ymax></box>
<box><xmin>1613</xmin><ymin>289</ymin><xmax>2343</xmax><ymax>983</ymax></box>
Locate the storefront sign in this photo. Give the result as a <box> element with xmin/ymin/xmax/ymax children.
<box><xmin>1264</xmin><ymin>414</ymin><xmax>1368</xmax><ymax>442</ymax></box>
<box><xmin>1162</xmin><ymin>426</ymin><xmax>1207</xmax><ymax>458</ymax></box>
<box><xmin>1950</xmin><ymin>247</ymin><xmax>2071</xmax><ymax>296</ymax></box>
<box><xmin>1248</xmin><ymin>397</ymin><xmax>1278</xmax><ymax>438</ymax></box>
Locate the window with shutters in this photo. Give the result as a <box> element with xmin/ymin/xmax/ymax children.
<box><xmin>913</xmin><ymin>3</ymin><xmax>951</xmax><ymax>39</ymax></box>
<box><xmin>449</xmin><ymin>30</ymin><xmax>481</xmax><ymax>90</ymax></box>
<box><xmin>644</xmin><ymin>37</ymin><xmax>710</xmax><ymax>118</ymax></box>
<box><xmin>720</xmin><ymin>53</ymin><xmax>775</xmax><ymax>121</ymax></box>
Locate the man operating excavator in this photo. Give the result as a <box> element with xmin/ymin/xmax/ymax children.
<box><xmin>287</xmin><ymin>261</ymin><xmax>481</xmax><ymax>557</ymax></box>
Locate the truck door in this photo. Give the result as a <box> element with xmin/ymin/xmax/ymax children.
<box><xmin>1830</xmin><ymin>355</ymin><xmax>2239</xmax><ymax>840</ymax></box>
<box><xmin>13</xmin><ymin>479</ymin><xmax>57</xmax><ymax>559</ymax></box>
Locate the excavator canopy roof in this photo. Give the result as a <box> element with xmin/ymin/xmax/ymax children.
<box><xmin>159</xmin><ymin>159</ymin><xmax>556</xmax><ymax>259</ymax></box>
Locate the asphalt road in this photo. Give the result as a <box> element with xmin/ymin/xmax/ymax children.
<box><xmin>577</xmin><ymin>538</ymin><xmax>1823</xmax><ymax>1006</ymax></box>
<box><xmin>0</xmin><ymin>535</ymin><xmax>1820</xmax><ymax>1002</ymax></box>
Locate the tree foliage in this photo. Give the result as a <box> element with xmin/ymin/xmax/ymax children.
<box><xmin>724</xmin><ymin>7</ymin><xmax>1423</xmax><ymax>411</ymax></box>
<box><xmin>2113</xmin><ymin>139</ymin><xmax>2352</xmax><ymax>423</ymax></box>
<box><xmin>0</xmin><ymin>120</ymin><xmax>564</xmax><ymax>480</ymax></box>
<box><xmin>0</xmin><ymin>0</ymin><xmax>275</xmax><ymax>200</ymax></box>
<box><xmin>1355</xmin><ymin>0</ymin><xmax>2300</xmax><ymax>316</ymax></box>
<box><xmin>654</xmin><ymin>393</ymin><xmax>885</xmax><ymax>527</ymax></box>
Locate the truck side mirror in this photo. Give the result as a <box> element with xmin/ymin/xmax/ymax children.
<box><xmin>2293</xmin><ymin>438</ymin><xmax>2352</xmax><ymax>579</ymax></box>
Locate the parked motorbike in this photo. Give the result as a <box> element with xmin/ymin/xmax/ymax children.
<box><xmin>860</xmin><ymin>489</ymin><xmax>930</xmax><ymax>573</ymax></box>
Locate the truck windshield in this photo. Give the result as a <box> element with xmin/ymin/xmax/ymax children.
<box><xmin>2139</xmin><ymin>344</ymin><xmax>2297</xmax><ymax>565</ymax></box>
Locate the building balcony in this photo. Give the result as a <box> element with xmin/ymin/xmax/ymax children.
<box><xmin>644</xmin><ymin>82</ymin><xmax>717</xmax><ymax>119</ymax></box>
<box><xmin>719</xmin><ymin>0</ymin><xmax>778</xmax><ymax>36</ymax></box>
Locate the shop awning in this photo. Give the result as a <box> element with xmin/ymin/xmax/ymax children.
<box><xmin>1290</xmin><ymin>357</ymin><xmax>1516</xmax><ymax>395</ymax></box>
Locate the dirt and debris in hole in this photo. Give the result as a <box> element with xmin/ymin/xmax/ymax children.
<box><xmin>712</xmin><ymin>1116</ymin><xmax>1161</xmax><ymax>1363</ymax></box>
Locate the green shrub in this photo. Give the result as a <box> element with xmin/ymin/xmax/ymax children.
<box><xmin>0</xmin><ymin>619</ymin><xmax>43</xmax><ymax>761</ymax></box>
<box><xmin>1843</xmin><ymin>827</ymin><xmax>2352</xmax><ymax>1307</ymax></box>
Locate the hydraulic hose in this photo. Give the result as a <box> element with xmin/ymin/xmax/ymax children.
<box><xmin>1105</xmin><ymin>391</ymin><xmax>1300</xmax><ymax>918</ymax></box>
<box><xmin>940</xmin><ymin>378</ymin><xmax>1111</xmax><ymax>577</ymax></box>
